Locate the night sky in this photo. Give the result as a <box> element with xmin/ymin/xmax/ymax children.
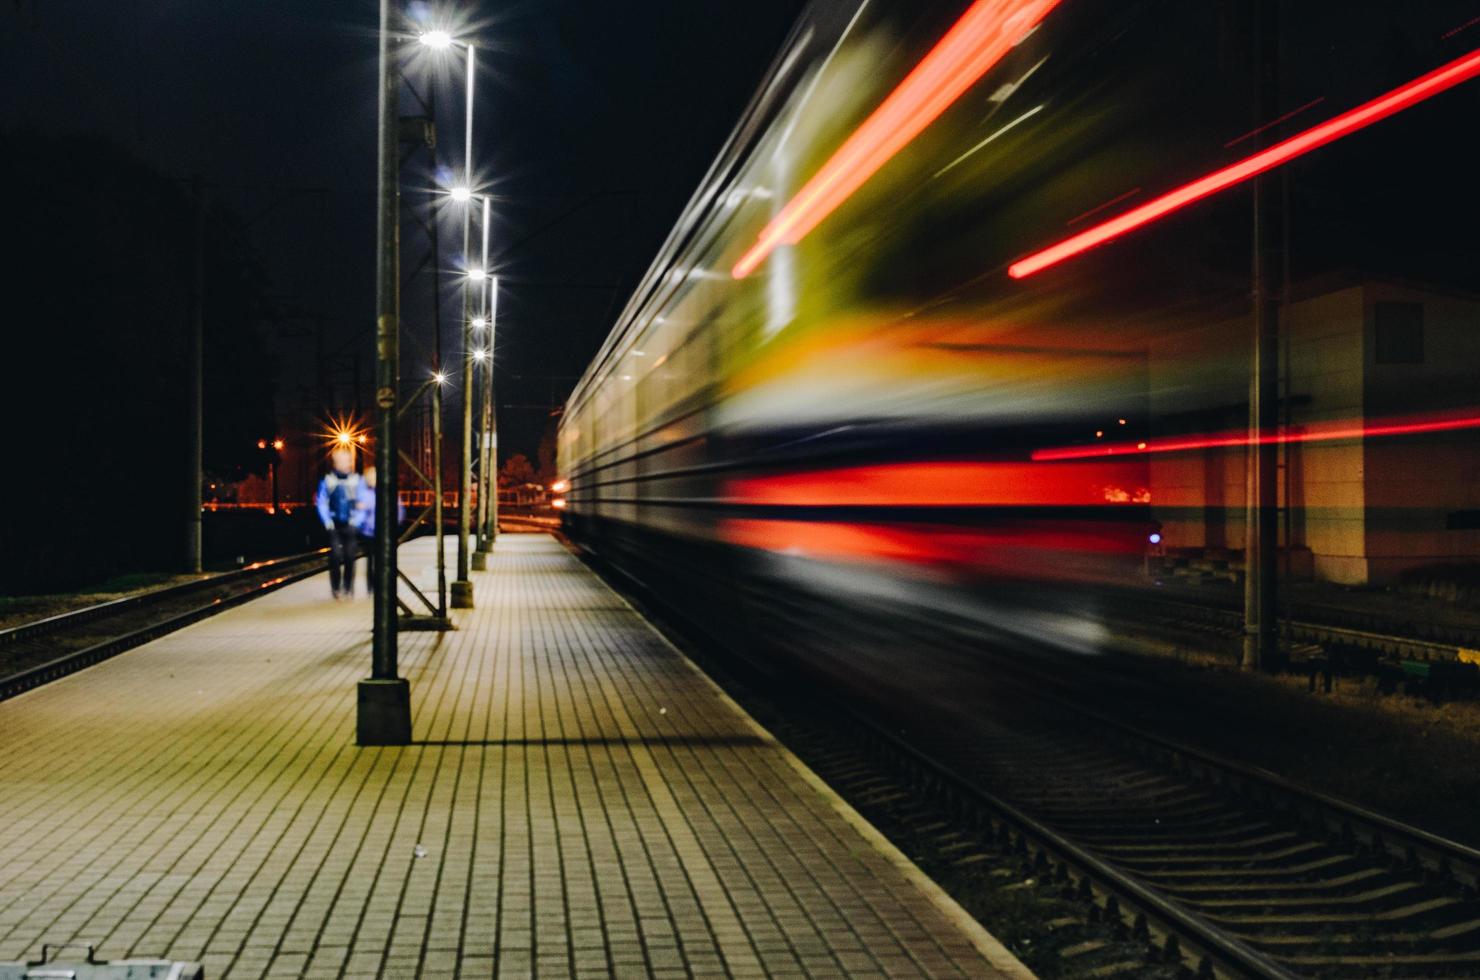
<box><xmin>0</xmin><ymin>0</ymin><xmax>806</xmax><ymax>461</ymax></box>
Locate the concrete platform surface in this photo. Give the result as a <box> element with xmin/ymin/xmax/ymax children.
<box><xmin>0</xmin><ymin>534</ymin><xmax>1030</xmax><ymax>979</ymax></box>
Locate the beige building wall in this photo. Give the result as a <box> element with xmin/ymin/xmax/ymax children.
<box><xmin>1148</xmin><ymin>282</ymin><xmax>1479</xmax><ymax>585</ymax></box>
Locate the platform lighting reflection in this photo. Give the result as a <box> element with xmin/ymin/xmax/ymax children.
<box><xmin>733</xmin><ymin>0</ymin><xmax>1063</xmax><ymax>278</ymax></box>
<box><xmin>1008</xmin><ymin>45</ymin><xmax>1480</xmax><ymax>278</ymax></box>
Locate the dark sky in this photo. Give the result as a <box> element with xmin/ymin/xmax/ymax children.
<box><xmin>1</xmin><ymin>0</ymin><xmax>806</xmax><ymax>461</ymax></box>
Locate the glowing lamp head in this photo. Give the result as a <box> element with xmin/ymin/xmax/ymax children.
<box><xmin>550</xmin><ymin>480</ymin><xmax>568</xmax><ymax>494</ymax></box>
<box><xmin>257</xmin><ymin>439</ymin><xmax>267</xmax><ymax>450</ymax></box>
<box><xmin>433</xmin><ymin>372</ymin><xmax>447</xmax><ymax>385</ymax></box>
<box><xmin>272</xmin><ymin>439</ymin><xmax>284</xmax><ymax>451</ymax></box>
<box><xmin>419</xmin><ymin>30</ymin><xmax>453</xmax><ymax>50</ymax></box>
<box><xmin>473</xmin><ymin>348</ymin><xmax>488</xmax><ymax>363</ymax></box>
<box><xmin>336</xmin><ymin>431</ymin><xmax>352</xmax><ymax>446</ymax></box>
<box><xmin>467</xmin><ymin>267</ymin><xmax>486</xmax><ymax>282</ymax></box>
<box><xmin>551</xmin><ymin>498</ymin><xmax>568</xmax><ymax>510</ymax></box>
<box><xmin>449</xmin><ymin>186</ymin><xmax>472</xmax><ymax>203</ymax></box>
<box><xmin>471</xmin><ymin>317</ymin><xmax>486</xmax><ymax>329</ymax></box>
<box><xmin>1148</xmin><ymin>532</ymin><xmax>1163</xmax><ymax>545</ymax></box>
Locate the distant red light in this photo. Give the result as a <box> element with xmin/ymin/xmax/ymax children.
<box><xmin>1008</xmin><ymin>46</ymin><xmax>1480</xmax><ymax>279</ymax></box>
<box><xmin>732</xmin><ymin>0</ymin><xmax>1063</xmax><ymax>279</ymax></box>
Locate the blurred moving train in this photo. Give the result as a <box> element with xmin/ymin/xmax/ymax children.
<box><xmin>559</xmin><ymin>0</ymin><xmax>1480</xmax><ymax>621</ymax></box>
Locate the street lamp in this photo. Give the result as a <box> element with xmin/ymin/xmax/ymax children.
<box><xmin>449</xmin><ymin>185</ymin><xmax>472</xmax><ymax>203</ymax></box>
<box><xmin>450</xmin><ymin>38</ymin><xmax>478</xmax><ymax>608</ymax></box>
<box><xmin>479</xmin><ymin>269</ymin><xmax>499</xmax><ymax>552</ymax></box>
<box><xmin>258</xmin><ymin>437</ymin><xmax>284</xmax><ymax>515</ymax></box>
<box><xmin>418</xmin><ymin>29</ymin><xmax>453</xmax><ymax>50</ymax></box>
<box><xmin>359</xmin><ymin>0</ymin><xmax>411</xmax><ymax>745</ymax></box>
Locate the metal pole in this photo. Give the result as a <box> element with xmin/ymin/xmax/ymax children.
<box><xmin>433</xmin><ymin>377</ymin><xmax>447</xmax><ymax>617</ymax></box>
<box><xmin>186</xmin><ymin>174</ymin><xmax>204</xmax><ymax>573</ymax></box>
<box><xmin>451</xmin><ymin>42</ymin><xmax>476</xmax><ymax>608</ymax></box>
<box><xmin>429</xmin><ymin>81</ymin><xmax>448</xmax><ymax>618</ymax></box>
<box><xmin>483</xmin><ymin>275</ymin><xmax>499</xmax><ymax>544</ymax></box>
<box><xmin>1243</xmin><ymin>0</ymin><xmax>1280</xmax><ymax>671</ymax></box>
<box><xmin>359</xmin><ymin>0</ymin><xmax>412</xmax><ymax>745</ymax></box>
<box><xmin>473</xmin><ymin>197</ymin><xmax>493</xmax><ymax>567</ymax></box>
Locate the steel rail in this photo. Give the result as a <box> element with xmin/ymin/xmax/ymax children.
<box><xmin>0</xmin><ymin>551</ymin><xmax>328</xmax><ymax>702</ymax></box>
<box><xmin>0</xmin><ymin>549</ymin><xmax>328</xmax><ymax>648</ymax></box>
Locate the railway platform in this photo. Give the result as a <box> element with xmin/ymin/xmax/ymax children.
<box><xmin>0</xmin><ymin>533</ymin><xmax>1028</xmax><ymax>979</ymax></box>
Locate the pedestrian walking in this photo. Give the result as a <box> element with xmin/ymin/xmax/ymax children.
<box><xmin>315</xmin><ymin>447</ymin><xmax>363</xmax><ymax>599</ymax></box>
<box><xmin>355</xmin><ymin>465</ymin><xmax>401</xmax><ymax>595</ymax></box>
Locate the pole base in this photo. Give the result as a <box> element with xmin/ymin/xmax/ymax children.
<box><xmin>451</xmin><ymin>579</ymin><xmax>474</xmax><ymax>608</ymax></box>
<box><xmin>356</xmin><ymin>678</ymin><xmax>412</xmax><ymax>745</ymax></box>
<box><xmin>471</xmin><ymin>551</ymin><xmax>488</xmax><ymax>571</ymax></box>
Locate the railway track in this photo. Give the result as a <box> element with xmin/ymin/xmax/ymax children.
<box><xmin>0</xmin><ymin>550</ymin><xmax>327</xmax><ymax>701</ymax></box>
<box><xmin>582</xmin><ymin>538</ymin><xmax>1480</xmax><ymax>978</ymax></box>
<box><xmin>1104</xmin><ymin>586</ymin><xmax>1480</xmax><ymax>675</ymax></box>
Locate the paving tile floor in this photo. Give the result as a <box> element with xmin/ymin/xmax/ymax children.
<box><xmin>0</xmin><ymin>534</ymin><xmax>1031</xmax><ymax>979</ymax></box>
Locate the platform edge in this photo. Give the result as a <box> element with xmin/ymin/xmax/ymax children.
<box><xmin>591</xmin><ymin>567</ymin><xmax>1038</xmax><ymax>980</ymax></box>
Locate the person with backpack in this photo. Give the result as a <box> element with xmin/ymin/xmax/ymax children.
<box><xmin>314</xmin><ymin>447</ymin><xmax>363</xmax><ymax>599</ymax></box>
<box><xmin>355</xmin><ymin>465</ymin><xmax>403</xmax><ymax>596</ymax></box>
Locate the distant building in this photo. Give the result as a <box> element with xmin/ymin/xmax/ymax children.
<box><xmin>1149</xmin><ymin>277</ymin><xmax>1480</xmax><ymax>585</ymax></box>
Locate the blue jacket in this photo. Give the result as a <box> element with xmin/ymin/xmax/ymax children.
<box><xmin>315</xmin><ymin>471</ymin><xmax>363</xmax><ymax>530</ymax></box>
<box><xmin>355</xmin><ymin>480</ymin><xmax>404</xmax><ymax>538</ymax></box>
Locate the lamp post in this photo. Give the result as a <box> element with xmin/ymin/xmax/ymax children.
<box><xmin>450</xmin><ymin>40</ymin><xmax>478</xmax><ymax>609</ymax></box>
<box><xmin>472</xmin><ymin>196</ymin><xmax>493</xmax><ymax>570</ymax></box>
<box><xmin>358</xmin><ymin>0</ymin><xmax>411</xmax><ymax>746</ymax></box>
<box><xmin>481</xmin><ymin>270</ymin><xmax>498</xmax><ymax>549</ymax></box>
<box><xmin>186</xmin><ymin>173</ymin><xmax>204</xmax><ymax>573</ymax></box>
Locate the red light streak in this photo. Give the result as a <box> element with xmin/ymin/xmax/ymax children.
<box><xmin>1065</xmin><ymin>186</ymin><xmax>1141</xmax><ymax>226</ymax></box>
<box><xmin>1008</xmin><ymin>47</ymin><xmax>1480</xmax><ymax>279</ymax></box>
<box><xmin>1222</xmin><ymin>96</ymin><xmax>1325</xmax><ymax>149</ymax></box>
<box><xmin>1031</xmin><ymin>410</ymin><xmax>1480</xmax><ymax>461</ymax></box>
<box><xmin>731</xmin><ymin>0</ymin><xmax>1062</xmax><ymax>279</ymax></box>
<box><xmin>1443</xmin><ymin>15</ymin><xmax>1480</xmax><ymax>40</ymax></box>
<box><xmin>728</xmin><ymin>460</ymin><xmax>1148</xmax><ymax>507</ymax></box>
